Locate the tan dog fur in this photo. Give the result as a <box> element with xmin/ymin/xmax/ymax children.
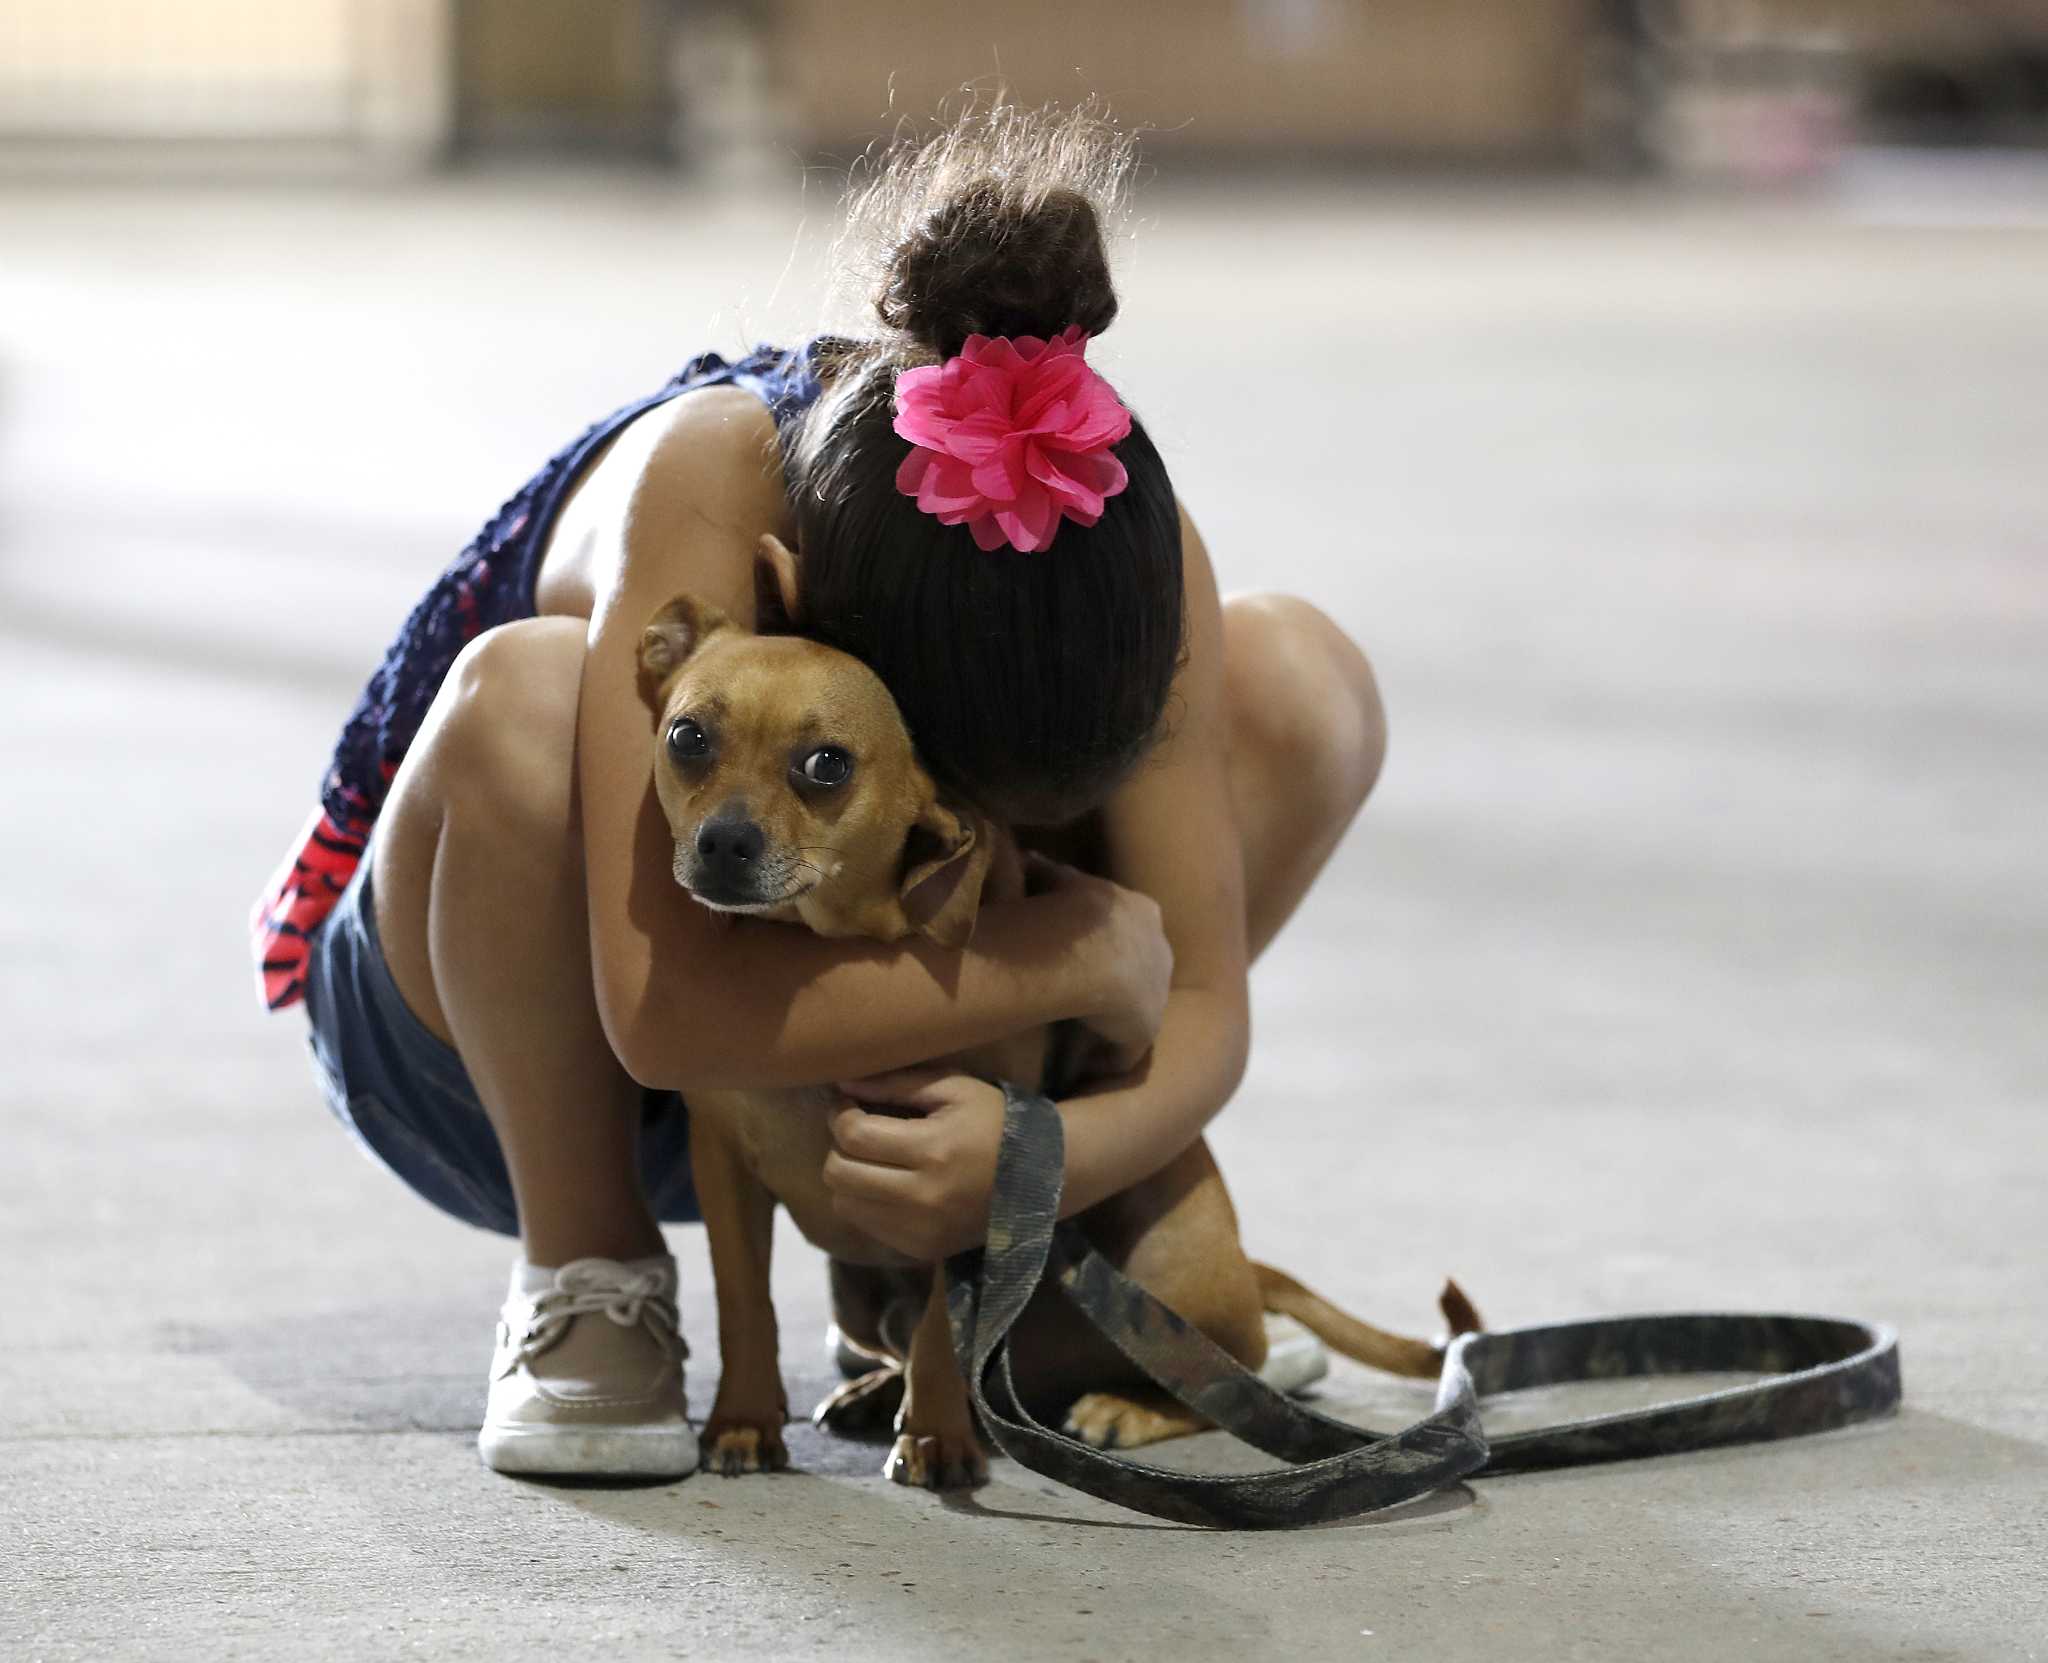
<box><xmin>638</xmin><ymin>593</ymin><xmax>1472</xmax><ymax>1487</ymax></box>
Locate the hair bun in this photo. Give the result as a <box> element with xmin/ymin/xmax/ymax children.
<box><xmin>877</xmin><ymin>180</ymin><xmax>1118</xmax><ymax>358</ymax></box>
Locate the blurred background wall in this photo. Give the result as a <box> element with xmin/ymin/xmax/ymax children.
<box><xmin>5</xmin><ymin>1</ymin><xmax>2048</xmax><ymax>179</ymax></box>
<box><xmin>0</xmin><ymin>0</ymin><xmax>450</xmax><ymax>169</ymax></box>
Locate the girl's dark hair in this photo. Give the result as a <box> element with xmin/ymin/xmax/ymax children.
<box><xmin>786</xmin><ymin>103</ymin><xmax>1183</xmax><ymax>828</ymax></box>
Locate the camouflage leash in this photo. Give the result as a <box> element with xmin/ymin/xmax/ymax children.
<box><xmin>944</xmin><ymin>1084</ymin><xmax>1902</xmax><ymax>1530</ymax></box>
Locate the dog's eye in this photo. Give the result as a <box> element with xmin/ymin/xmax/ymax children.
<box><xmin>796</xmin><ymin>746</ymin><xmax>852</xmax><ymax>787</ymax></box>
<box><xmin>667</xmin><ymin>718</ymin><xmax>709</xmax><ymax>761</ymax></box>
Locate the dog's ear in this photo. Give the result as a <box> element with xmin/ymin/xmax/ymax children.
<box><xmin>637</xmin><ymin>594</ymin><xmax>729</xmax><ymax>714</ymax></box>
<box><xmin>898</xmin><ymin>797</ymin><xmax>992</xmax><ymax>949</ymax></box>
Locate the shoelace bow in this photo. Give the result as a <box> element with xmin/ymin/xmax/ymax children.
<box><xmin>510</xmin><ymin>1260</ymin><xmax>686</xmax><ymax>1366</ymax></box>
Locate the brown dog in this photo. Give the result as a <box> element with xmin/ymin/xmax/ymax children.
<box><xmin>638</xmin><ymin>593</ymin><xmax>1474</xmax><ymax>1487</ymax></box>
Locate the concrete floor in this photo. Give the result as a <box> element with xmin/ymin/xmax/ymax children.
<box><xmin>2</xmin><ymin>163</ymin><xmax>2044</xmax><ymax>1661</ymax></box>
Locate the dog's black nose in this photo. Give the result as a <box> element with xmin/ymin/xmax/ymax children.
<box><xmin>696</xmin><ymin>815</ymin><xmax>765</xmax><ymax>868</ymax></box>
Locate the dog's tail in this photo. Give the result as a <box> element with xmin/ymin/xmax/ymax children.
<box><xmin>1252</xmin><ymin>1264</ymin><xmax>1482</xmax><ymax>1379</ymax></box>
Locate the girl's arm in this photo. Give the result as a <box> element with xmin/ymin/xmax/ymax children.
<box><xmin>1052</xmin><ymin>505</ymin><xmax>1250</xmax><ymax>1209</ymax></box>
<box><xmin>824</xmin><ymin>507</ymin><xmax>1256</xmax><ymax>1257</ymax></box>
<box><xmin>575</xmin><ymin>389</ymin><xmax>1172</xmax><ymax>1093</ymax></box>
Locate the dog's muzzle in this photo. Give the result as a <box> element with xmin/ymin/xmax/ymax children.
<box><xmin>672</xmin><ymin>813</ymin><xmax>812</xmax><ymax>912</ymax></box>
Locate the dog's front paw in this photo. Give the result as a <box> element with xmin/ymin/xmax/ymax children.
<box><xmin>700</xmin><ymin>1417</ymin><xmax>790</xmax><ymax>1476</ymax></box>
<box><xmin>811</xmin><ymin>1363</ymin><xmax>905</xmax><ymax>1438</ymax></box>
<box><xmin>884</xmin><ymin>1427</ymin><xmax>988</xmax><ymax>1490</ymax></box>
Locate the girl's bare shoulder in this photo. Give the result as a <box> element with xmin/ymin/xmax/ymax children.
<box><xmin>627</xmin><ymin>383</ymin><xmax>788</xmax><ymax>529</ymax></box>
<box><xmin>540</xmin><ymin>384</ymin><xmax>788</xmax><ymax>621</ymax></box>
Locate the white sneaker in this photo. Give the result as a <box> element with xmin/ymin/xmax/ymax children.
<box><xmin>477</xmin><ymin>1256</ymin><xmax>698</xmax><ymax>1478</ymax></box>
<box><xmin>1257</xmin><ymin>1313</ymin><xmax>1330</xmax><ymax>1396</ymax></box>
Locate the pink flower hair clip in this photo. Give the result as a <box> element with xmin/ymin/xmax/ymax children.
<box><xmin>892</xmin><ymin>326</ymin><xmax>1133</xmax><ymax>553</ymax></box>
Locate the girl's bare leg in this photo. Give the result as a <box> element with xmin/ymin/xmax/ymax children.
<box><xmin>1220</xmin><ymin>593</ymin><xmax>1389</xmax><ymax>961</ymax></box>
<box><xmin>370</xmin><ymin>617</ymin><xmax>663</xmax><ymax>1267</ymax></box>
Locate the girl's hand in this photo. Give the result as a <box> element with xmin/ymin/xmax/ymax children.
<box><xmin>1024</xmin><ymin>852</ymin><xmax>1173</xmax><ymax>1074</ymax></box>
<box><xmin>823</xmin><ymin>1069</ymin><xmax>1008</xmax><ymax>1262</ymax></box>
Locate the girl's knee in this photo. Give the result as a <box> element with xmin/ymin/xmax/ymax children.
<box><xmin>429</xmin><ymin>619</ymin><xmax>586</xmax><ymax>826</ymax></box>
<box><xmin>1223</xmin><ymin>593</ymin><xmax>1386</xmax><ymax>813</ymax></box>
